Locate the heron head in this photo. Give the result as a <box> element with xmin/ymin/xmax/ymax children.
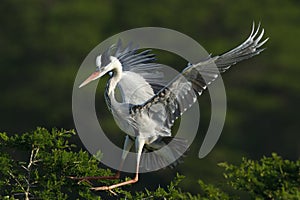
<box><xmin>79</xmin><ymin>54</ymin><xmax>119</xmax><ymax>88</ymax></box>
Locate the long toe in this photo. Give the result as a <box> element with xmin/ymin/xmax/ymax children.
<box><xmin>90</xmin><ymin>186</ymin><xmax>110</xmax><ymax>191</ymax></box>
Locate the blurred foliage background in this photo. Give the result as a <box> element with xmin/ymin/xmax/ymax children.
<box><xmin>0</xmin><ymin>0</ymin><xmax>299</xmax><ymax>195</ymax></box>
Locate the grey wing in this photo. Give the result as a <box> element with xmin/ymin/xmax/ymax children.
<box><xmin>182</xmin><ymin>22</ymin><xmax>268</xmax><ymax>95</ymax></box>
<box><xmin>131</xmin><ymin>23</ymin><xmax>268</xmax><ymax>129</ymax></box>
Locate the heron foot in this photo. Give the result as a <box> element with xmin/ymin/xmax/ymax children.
<box><xmin>90</xmin><ymin>186</ymin><xmax>110</xmax><ymax>191</ymax></box>
<box><xmin>90</xmin><ymin>187</ymin><xmax>118</xmax><ymax>195</ymax></box>
<box><xmin>67</xmin><ymin>176</ymin><xmax>93</xmax><ymax>185</ymax></box>
<box><xmin>90</xmin><ymin>177</ymin><xmax>138</xmax><ymax>191</ymax></box>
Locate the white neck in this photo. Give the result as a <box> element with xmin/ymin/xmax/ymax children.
<box><xmin>107</xmin><ymin>57</ymin><xmax>122</xmax><ymax>97</ymax></box>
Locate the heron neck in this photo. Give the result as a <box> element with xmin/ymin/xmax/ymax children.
<box><xmin>107</xmin><ymin>63</ymin><xmax>122</xmax><ymax>99</ymax></box>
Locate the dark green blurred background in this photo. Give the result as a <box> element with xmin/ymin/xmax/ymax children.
<box><xmin>1</xmin><ymin>0</ymin><xmax>299</xmax><ymax>193</ymax></box>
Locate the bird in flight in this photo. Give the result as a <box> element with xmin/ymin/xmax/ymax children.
<box><xmin>70</xmin><ymin>23</ymin><xmax>268</xmax><ymax>191</ymax></box>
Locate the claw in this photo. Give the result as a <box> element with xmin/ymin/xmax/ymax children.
<box><xmin>90</xmin><ymin>187</ymin><xmax>118</xmax><ymax>196</ymax></box>
<box><xmin>109</xmin><ymin>189</ymin><xmax>118</xmax><ymax>196</ymax></box>
<box><xmin>67</xmin><ymin>176</ymin><xmax>77</xmax><ymax>180</ymax></box>
<box><xmin>78</xmin><ymin>179</ymin><xmax>93</xmax><ymax>185</ymax></box>
<box><xmin>67</xmin><ymin>176</ymin><xmax>93</xmax><ymax>185</ymax></box>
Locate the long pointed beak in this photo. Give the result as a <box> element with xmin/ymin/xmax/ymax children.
<box><xmin>79</xmin><ymin>71</ymin><xmax>101</xmax><ymax>88</ymax></box>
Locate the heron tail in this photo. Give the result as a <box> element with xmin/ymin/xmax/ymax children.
<box><xmin>140</xmin><ymin>137</ymin><xmax>188</xmax><ymax>171</ymax></box>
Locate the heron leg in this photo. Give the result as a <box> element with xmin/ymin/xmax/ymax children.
<box><xmin>115</xmin><ymin>135</ymin><xmax>135</xmax><ymax>177</ymax></box>
<box><xmin>91</xmin><ymin>136</ymin><xmax>145</xmax><ymax>191</ymax></box>
<box><xmin>68</xmin><ymin>135</ymin><xmax>134</xmax><ymax>182</ymax></box>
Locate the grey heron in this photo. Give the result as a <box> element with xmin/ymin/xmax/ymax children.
<box><xmin>71</xmin><ymin>23</ymin><xmax>268</xmax><ymax>191</ymax></box>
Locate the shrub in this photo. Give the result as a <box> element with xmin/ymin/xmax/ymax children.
<box><xmin>219</xmin><ymin>153</ymin><xmax>300</xmax><ymax>199</ymax></box>
<box><xmin>0</xmin><ymin>128</ymin><xmax>299</xmax><ymax>199</ymax></box>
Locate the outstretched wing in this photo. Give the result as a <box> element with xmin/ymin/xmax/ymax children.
<box><xmin>130</xmin><ymin>23</ymin><xmax>268</xmax><ymax>129</ymax></box>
